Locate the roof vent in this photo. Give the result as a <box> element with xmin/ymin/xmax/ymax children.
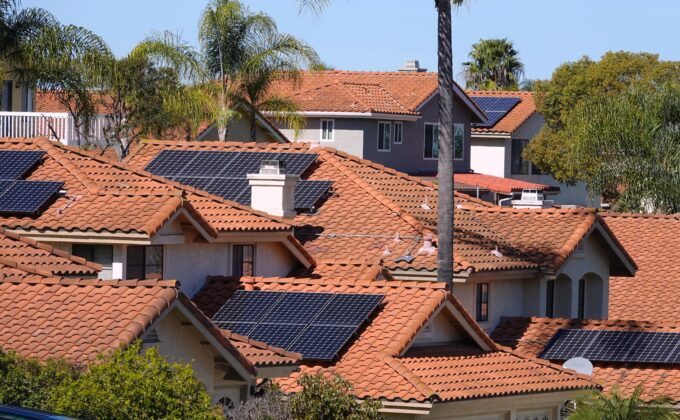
<box><xmin>509</xmin><ymin>189</ymin><xmax>554</xmax><ymax>209</ymax></box>
<box><xmin>399</xmin><ymin>60</ymin><xmax>427</xmax><ymax>72</ymax></box>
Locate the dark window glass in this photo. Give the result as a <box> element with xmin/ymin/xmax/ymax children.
<box><xmin>233</xmin><ymin>244</ymin><xmax>255</xmax><ymax>277</ymax></box>
<box><xmin>321</xmin><ymin>120</ymin><xmax>334</xmax><ymax>141</ymax></box>
<box><xmin>377</xmin><ymin>122</ymin><xmax>391</xmax><ymax>151</ymax></box>
<box><xmin>476</xmin><ymin>283</ymin><xmax>489</xmax><ymax>322</ymax></box>
<box><xmin>72</xmin><ymin>244</ymin><xmax>114</xmax><ymax>279</ymax></box>
<box><xmin>511</xmin><ymin>139</ymin><xmax>530</xmax><ymax>175</ymax></box>
<box><xmin>546</xmin><ymin>279</ymin><xmax>555</xmax><ymax>317</ymax></box>
<box><xmin>454</xmin><ymin>123</ymin><xmax>464</xmax><ymax>159</ymax></box>
<box><xmin>578</xmin><ymin>278</ymin><xmax>586</xmax><ymax>319</ymax></box>
<box><xmin>1</xmin><ymin>81</ymin><xmax>12</xmax><ymax>112</ymax></box>
<box><xmin>127</xmin><ymin>245</ymin><xmax>163</xmax><ymax>279</ymax></box>
<box><xmin>394</xmin><ymin>122</ymin><xmax>403</xmax><ymax>144</ymax></box>
<box><xmin>424</xmin><ymin>124</ymin><xmax>439</xmax><ymax>158</ymax></box>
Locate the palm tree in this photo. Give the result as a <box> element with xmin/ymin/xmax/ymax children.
<box><xmin>462</xmin><ymin>38</ymin><xmax>524</xmax><ymax>91</ymax></box>
<box><xmin>568</xmin><ymin>385</ymin><xmax>678</xmax><ymax>420</ymax></box>
<box><xmin>199</xmin><ymin>0</ymin><xmax>317</xmax><ymax>141</ymax></box>
<box><xmin>297</xmin><ymin>0</ymin><xmax>462</xmax><ymax>288</ymax></box>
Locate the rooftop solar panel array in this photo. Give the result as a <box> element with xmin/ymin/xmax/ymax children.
<box><xmin>212</xmin><ymin>290</ymin><xmax>384</xmax><ymax>361</ymax></box>
<box><xmin>540</xmin><ymin>329</ymin><xmax>680</xmax><ymax>364</ymax></box>
<box><xmin>0</xmin><ymin>150</ymin><xmax>63</xmax><ymax>215</ymax></box>
<box><xmin>470</xmin><ymin>96</ymin><xmax>521</xmax><ymax>128</ymax></box>
<box><xmin>146</xmin><ymin>150</ymin><xmax>332</xmax><ymax>210</ymax></box>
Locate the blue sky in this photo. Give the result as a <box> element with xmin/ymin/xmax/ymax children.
<box><xmin>23</xmin><ymin>0</ymin><xmax>680</xmax><ymax>82</ymax></box>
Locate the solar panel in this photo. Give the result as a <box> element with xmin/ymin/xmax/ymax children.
<box><xmin>0</xmin><ymin>180</ymin><xmax>14</xmax><ymax>196</ymax></box>
<box><xmin>0</xmin><ymin>180</ymin><xmax>63</xmax><ymax>214</ymax></box>
<box><xmin>219</xmin><ymin>152</ymin><xmax>280</xmax><ymax>177</ymax></box>
<box><xmin>295</xmin><ymin>180</ymin><xmax>333</xmax><ymax>210</ymax></box>
<box><xmin>0</xmin><ymin>150</ymin><xmax>44</xmax><ymax>179</ymax></box>
<box><xmin>206</xmin><ymin>178</ymin><xmax>250</xmax><ymax>203</ymax></box>
<box><xmin>143</xmin><ymin>150</ymin><xmax>201</xmax><ymax>177</ymax></box>
<box><xmin>180</xmin><ymin>151</ymin><xmax>235</xmax><ymax>176</ymax></box>
<box><xmin>470</xmin><ymin>96</ymin><xmax>521</xmax><ymax>128</ymax></box>
<box><xmin>540</xmin><ymin>329</ymin><xmax>680</xmax><ymax>364</ymax></box>
<box><xmin>169</xmin><ymin>176</ymin><xmax>215</xmax><ymax>191</ymax></box>
<box><xmin>275</xmin><ymin>153</ymin><xmax>318</xmax><ymax>176</ymax></box>
<box><xmin>211</xmin><ymin>290</ymin><xmax>384</xmax><ymax>360</ymax></box>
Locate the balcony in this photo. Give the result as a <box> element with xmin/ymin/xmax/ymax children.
<box><xmin>0</xmin><ymin>111</ymin><xmax>108</xmax><ymax>145</ymax></box>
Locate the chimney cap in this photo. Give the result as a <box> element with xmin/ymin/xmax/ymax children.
<box><xmin>259</xmin><ymin>159</ymin><xmax>287</xmax><ymax>175</ymax></box>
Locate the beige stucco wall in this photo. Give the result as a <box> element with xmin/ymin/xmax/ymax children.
<box><xmin>199</xmin><ymin>112</ymin><xmax>277</xmax><ymax>143</ymax></box>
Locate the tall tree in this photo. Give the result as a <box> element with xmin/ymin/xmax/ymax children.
<box><xmin>199</xmin><ymin>0</ymin><xmax>317</xmax><ymax>141</ymax></box>
<box><xmin>462</xmin><ymin>38</ymin><xmax>524</xmax><ymax>90</ymax></box>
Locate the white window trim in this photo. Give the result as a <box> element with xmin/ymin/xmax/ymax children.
<box><xmin>454</xmin><ymin>123</ymin><xmax>465</xmax><ymax>161</ymax></box>
<box><xmin>423</xmin><ymin>122</ymin><xmax>439</xmax><ymax>160</ymax></box>
<box><xmin>377</xmin><ymin>121</ymin><xmax>392</xmax><ymax>152</ymax></box>
<box><xmin>394</xmin><ymin>121</ymin><xmax>403</xmax><ymax>144</ymax></box>
<box><xmin>320</xmin><ymin>119</ymin><xmax>334</xmax><ymax>142</ymax></box>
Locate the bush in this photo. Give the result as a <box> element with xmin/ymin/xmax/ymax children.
<box><xmin>228</xmin><ymin>383</ymin><xmax>291</xmax><ymax>420</ymax></box>
<box><xmin>0</xmin><ymin>348</ymin><xmax>77</xmax><ymax>410</ymax></box>
<box><xmin>50</xmin><ymin>341</ymin><xmax>222</xmax><ymax>419</ymax></box>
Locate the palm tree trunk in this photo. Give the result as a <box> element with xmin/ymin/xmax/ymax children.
<box><xmin>435</xmin><ymin>0</ymin><xmax>454</xmax><ymax>288</ymax></box>
<box><xmin>249</xmin><ymin>108</ymin><xmax>257</xmax><ymax>141</ymax></box>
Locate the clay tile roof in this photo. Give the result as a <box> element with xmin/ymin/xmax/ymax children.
<box><xmin>492</xmin><ymin>317</ymin><xmax>680</xmax><ymax>403</ymax></box>
<box><xmin>455</xmin><ymin>173</ymin><xmax>558</xmax><ymax>194</ymax></box>
<box><xmin>0</xmin><ymin>278</ymin><xmax>178</xmax><ymax>364</ymax></box>
<box><xmin>468</xmin><ymin>90</ymin><xmax>537</xmax><ymax>134</ymax></box>
<box><xmin>221</xmin><ymin>330</ymin><xmax>300</xmax><ymax>367</ymax></box>
<box><xmin>0</xmin><ymin>227</ymin><xmax>101</xmax><ymax>277</ymax></box>
<box><xmin>269</xmin><ymin>70</ymin><xmax>440</xmax><ymax>115</ymax></box>
<box><xmin>0</xmin><ymin>138</ymin><xmax>289</xmax><ymax>235</ymax></box>
<box><xmin>194</xmin><ymin>276</ymin><xmax>594</xmax><ymax>402</ymax></box>
<box><xmin>603</xmin><ymin>213</ymin><xmax>680</xmax><ymax>322</ymax></box>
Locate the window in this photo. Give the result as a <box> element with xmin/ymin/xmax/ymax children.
<box><xmin>511</xmin><ymin>138</ymin><xmax>542</xmax><ymax>175</ymax></box>
<box><xmin>72</xmin><ymin>244</ymin><xmax>114</xmax><ymax>279</ymax></box>
<box><xmin>321</xmin><ymin>119</ymin><xmax>334</xmax><ymax>141</ymax></box>
<box><xmin>476</xmin><ymin>283</ymin><xmax>489</xmax><ymax>322</ymax></box>
<box><xmin>546</xmin><ymin>279</ymin><xmax>555</xmax><ymax>317</ymax></box>
<box><xmin>377</xmin><ymin>122</ymin><xmax>391</xmax><ymax>151</ymax></box>
<box><xmin>394</xmin><ymin>122</ymin><xmax>403</xmax><ymax>144</ymax></box>
<box><xmin>577</xmin><ymin>278</ymin><xmax>586</xmax><ymax>319</ymax></box>
<box><xmin>233</xmin><ymin>244</ymin><xmax>255</xmax><ymax>277</ymax></box>
<box><xmin>424</xmin><ymin>123</ymin><xmax>439</xmax><ymax>159</ymax></box>
<box><xmin>453</xmin><ymin>123</ymin><xmax>464</xmax><ymax>160</ymax></box>
<box><xmin>126</xmin><ymin>245</ymin><xmax>163</xmax><ymax>279</ymax></box>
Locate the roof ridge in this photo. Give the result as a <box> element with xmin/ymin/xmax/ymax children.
<box><xmin>35</xmin><ymin>138</ymin><xmax>101</xmax><ymax>194</ymax></box>
<box><xmin>496</xmin><ymin>346</ymin><xmax>598</xmax><ymax>384</ymax></box>
<box><xmin>50</xmin><ymin>142</ymin><xmax>292</xmax><ymax>229</ymax></box>
<box><xmin>521</xmin><ymin>316</ymin><xmax>680</xmax><ymax>328</ymax></box>
<box><xmin>0</xmin><ymin>276</ymin><xmax>178</xmax><ymax>287</ymax></box>
<box><xmin>237</xmin><ymin>275</ymin><xmax>447</xmax><ymax>290</ymax></box>
<box><xmin>317</xmin><ymin>149</ymin><xmax>429</xmax><ymax>234</ymax></box>
<box><xmin>221</xmin><ymin>329</ymin><xmax>302</xmax><ymax>360</ymax></box>
<box><xmin>552</xmin><ymin>212</ymin><xmax>597</xmax><ymax>269</ymax></box>
<box><xmin>601</xmin><ymin>211</ymin><xmax>680</xmax><ymax>219</ymax></box>
<box><xmin>341</xmin><ymin>82</ymin><xmax>413</xmax><ymax>114</ymax></box>
<box><xmin>466</xmin><ymin>90</ymin><xmax>534</xmax><ymax>96</ymax></box>
<box><xmin>0</xmin><ymin>227</ymin><xmax>102</xmax><ymax>273</ymax></box>
<box><xmin>382</xmin><ymin>356</ymin><xmax>438</xmax><ymax>401</ymax></box>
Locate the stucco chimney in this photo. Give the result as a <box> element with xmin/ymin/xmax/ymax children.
<box><xmin>399</xmin><ymin>60</ymin><xmax>427</xmax><ymax>72</ymax></box>
<box><xmin>247</xmin><ymin>160</ymin><xmax>299</xmax><ymax>218</ymax></box>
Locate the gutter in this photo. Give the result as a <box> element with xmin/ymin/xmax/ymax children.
<box><xmin>380</xmin><ymin>400</ymin><xmax>433</xmax><ymax>416</ymax></box>
<box><xmin>262</xmin><ymin>111</ymin><xmax>420</xmax><ymax>122</ymax></box>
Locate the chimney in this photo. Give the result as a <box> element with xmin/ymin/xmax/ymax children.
<box><xmin>399</xmin><ymin>60</ymin><xmax>427</xmax><ymax>72</ymax></box>
<box><xmin>247</xmin><ymin>160</ymin><xmax>299</xmax><ymax>218</ymax></box>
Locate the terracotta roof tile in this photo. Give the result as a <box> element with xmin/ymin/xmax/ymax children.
<box><xmin>221</xmin><ymin>329</ymin><xmax>300</xmax><ymax>367</ymax></box>
<box><xmin>194</xmin><ymin>276</ymin><xmax>593</xmax><ymax>402</ymax></box>
<box><xmin>603</xmin><ymin>213</ymin><xmax>680</xmax><ymax>322</ymax></box>
<box><xmin>492</xmin><ymin>317</ymin><xmax>680</xmax><ymax>402</ymax></box>
<box><xmin>455</xmin><ymin>173</ymin><xmax>558</xmax><ymax>194</ymax></box>
<box><xmin>468</xmin><ymin>91</ymin><xmax>537</xmax><ymax>134</ymax></box>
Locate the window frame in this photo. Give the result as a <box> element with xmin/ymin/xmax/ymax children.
<box><xmin>377</xmin><ymin>121</ymin><xmax>392</xmax><ymax>152</ymax></box>
<box><xmin>320</xmin><ymin>119</ymin><xmax>334</xmax><ymax>141</ymax></box>
<box><xmin>232</xmin><ymin>244</ymin><xmax>256</xmax><ymax>277</ymax></box>
<box><xmin>126</xmin><ymin>245</ymin><xmax>164</xmax><ymax>280</ymax></box>
<box><xmin>393</xmin><ymin>121</ymin><xmax>403</xmax><ymax>144</ymax></box>
<box><xmin>453</xmin><ymin>123</ymin><xmax>465</xmax><ymax>160</ymax></box>
<box><xmin>423</xmin><ymin>122</ymin><xmax>440</xmax><ymax>160</ymax></box>
<box><xmin>72</xmin><ymin>244</ymin><xmax>114</xmax><ymax>280</ymax></box>
<box><xmin>475</xmin><ymin>282</ymin><xmax>490</xmax><ymax>323</ymax></box>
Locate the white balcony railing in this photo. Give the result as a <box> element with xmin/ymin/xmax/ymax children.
<box><xmin>0</xmin><ymin>112</ymin><xmax>108</xmax><ymax>145</ymax></box>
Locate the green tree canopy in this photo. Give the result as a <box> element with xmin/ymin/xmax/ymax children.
<box><xmin>462</xmin><ymin>38</ymin><xmax>524</xmax><ymax>90</ymax></box>
<box><xmin>525</xmin><ymin>51</ymin><xmax>680</xmax><ymax>184</ymax></box>
<box><xmin>568</xmin><ymin>385</ymin><xmax>678</xmax><ymax>420</ymax></box>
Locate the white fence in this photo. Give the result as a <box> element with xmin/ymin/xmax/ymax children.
<box><xmin>0</xmin><ymin>112</ymin><xmax>108</xmax><ymax>145</ymax></box>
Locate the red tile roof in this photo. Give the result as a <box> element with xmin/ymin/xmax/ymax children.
<box><xmin>603</xmin><ymin>213</ymin><xmax>680</xmax><ymax>322</ymax></box>
<box><xmin>0</xmin><ymin>227</ymin><xmax>100</xmax><ymax>277</ymax></box>
<box><xmin>0</xmin><ymin>138</ymin><xmax>290</xmax><ymax>235</ymax></box>
<box><xmin>468</xmin><ymin>91</ymin><xmax>537</xmax><ymax>135</ymax></box>
<box><xmin>455</xmin><ymin>173</ymin><xmax>558</xmax><ymax>194</ymax></box>
<box><xmin>194</xmin><ymin>276</ymin><xmax>595</xmax><ymax>402</ymax></box>
<box><xmin>492</xmin><ymin>317</ymin><xmax>680</xmax><ymax>402</ymax></box>
<box><xmin>221</xmin><ymin>330</ymin><xmax>300</xmax><ymax>367</ymax></box>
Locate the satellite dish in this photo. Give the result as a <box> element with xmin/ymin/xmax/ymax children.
<box><xmin>563</xmin><ymin>357</ymin><xmax>593</xmax><ymax>376</ymax></box>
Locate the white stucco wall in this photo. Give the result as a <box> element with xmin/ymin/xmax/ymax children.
<box><xmin>470</xmin><ymin>138</ymin><xmax>506</xmax><ymax>178</ymax></box>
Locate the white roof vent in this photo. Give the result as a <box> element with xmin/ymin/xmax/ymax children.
<box><xmin>510</xmin><ymin>188</ymin><xmax>554</xmax><ymax>209</ymax></box>
<box><xmin>399</xmin><ymin>60</ymin><xmax>427</xmax><ymax>72</ymax></box>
